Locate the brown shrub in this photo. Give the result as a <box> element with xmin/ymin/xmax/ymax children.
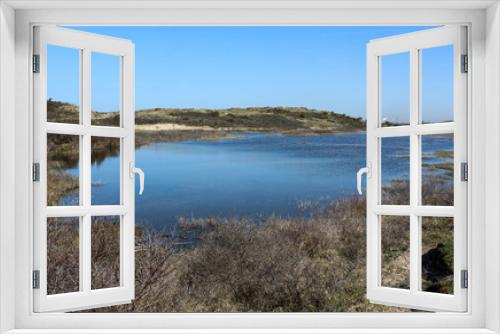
<box><xmin>45</xmin><ymin>168</ymin><xmax>453</xmax><ymax>312</ymax></box>
<box><xmin>75</xmin><ymin>195</ymin><xmax>407</xmax><ymax>313</ymax></box>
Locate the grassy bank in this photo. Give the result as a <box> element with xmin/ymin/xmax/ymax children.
<box><xmin>48</xmin><ymin>99</ymin><xmax>366</xmax><ymax>145</ymax></box>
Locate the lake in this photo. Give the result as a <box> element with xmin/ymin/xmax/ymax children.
<box><xmin>86</xmin><ymin>132</ymin><xmax>452</xmax><ymax>231</ymax></box>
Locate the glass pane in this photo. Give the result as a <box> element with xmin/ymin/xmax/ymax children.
<box><xmin>421</xmin><ymin>134</ymin><xmax>454</xmax><ymax>206</ymax></box>
<box><xmin>380</xmin><ymin>52</ymin><xmax>410</xmax><ymax>126</ymax></box>
<box><xmin>91</xmin><ymin>52</ymin><xmax>121</xmax><ymax>127</ymax></box>
<box><xmin>421</xmin><ymin>45</ymin><xmax>454</xmax><ymax>124</ymax></box>
<box><xmin>47</xmin><ymin>45</ymin><xmax>80</xmax><ymax>124</ymax></box>
<box><xmin>421</xmin><ymin>217</ymin><xmax>454</xmax><ymax>294</ymax></box>
<box><xmin>47</xmin><ymin>134</ymin><xmax>79</xmax><ymax>206</ymax></box>
<box><xmin>47</xmin><ymin>217</ymin><xmax>80</xmax><ymax>294</ymax></box>
<box><xmin>381</xmin><ymin>136</ymin><xmax>410</xmax><ymax>205</ymax></box>
<box><xmin>381</xmin><ymin>215</ymin><xmax>410</xmax><ymax>289</ymax></box>
<box><xmin>91</xmin><ymin>137</ymin><xmax>121</xmax><ymax>205</ymax></box>
<box><xmin>91</xmin><ymin>216</ymin><xmax>120</xmax><ymax>289</ymax></box>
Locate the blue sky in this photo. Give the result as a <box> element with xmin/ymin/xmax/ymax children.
<box><xmin>47</xmin><ymin>26</ymin><xmax>453</xmax><ymax>122</ymax></box>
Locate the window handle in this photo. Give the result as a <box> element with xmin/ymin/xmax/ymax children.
<box><xmin>130</xmin><ymin>162</ymin><xmax>145</xmax><ymax>195</ymax></box>
<box><xmin>356</xmin><ymin>163</ymin><xmax>371</xmax><ymax>195</ymax></box>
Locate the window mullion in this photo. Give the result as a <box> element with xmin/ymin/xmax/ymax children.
<box><xmin>82</xmin><ymin>48</ymin><xmax>91</xmax><ymax>204</ymax></box>
<box><xmin>81</xmin><ymin>48</ymin><xmax>92</xmax><ymax>293</ymax></box>
<box><xmin>409</xmin><ymin>48</ymin><xmax>421</xmax><ymax>293</ymax></box>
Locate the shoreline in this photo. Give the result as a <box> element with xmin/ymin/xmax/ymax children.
<box><xmin>135</xmin><ymin>127</ymin><xmax>366</xmax><ymax>147</ymax></box>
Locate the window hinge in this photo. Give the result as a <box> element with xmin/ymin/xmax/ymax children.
<box><xmin>461</xmin><ymin>54</ymin><xmax>468</xmax><ymax>73</ymax></box>
<box><xmin>32</xmin><ymin>270</ymin><xmax>40</xmax><ymax>289</ymax></box>
<box><xmin>461</xmin><ymin>162</ymin><xmax>468</xmax><ymax>182</ymax></box>
<box><xmin>32</xmin><ymin>162</ymin><xmax>40</xmax><ymax>182</ymax></box>
<box><xmin>461</xmin><ymin>269</ymin><xmax>468</xmax><ymax>289</ymax></box>
<box><xmin>32</xmin><ymin>54</ymin><xmax>40</xmax><ymax>73</ymax></box>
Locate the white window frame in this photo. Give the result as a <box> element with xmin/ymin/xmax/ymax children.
<box><xmin>1</xmin><ymin>1</ymin><xmax>499</xmax><ymax>333</ymax></box>
<box><xmin>32</xmin><ymin>26</ymin><xmax>136</xmax><ymax>312</ymax></box>
<box><xmin>365</xmin><ymin>26</ymin><xmax>468</xmax><ymax>312</ymax></box>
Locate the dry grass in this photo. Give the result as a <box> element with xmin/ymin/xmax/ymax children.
<box><xmin>46</xmin><ymin>182</ymin><xmax>453</xmax><ymax>313</ymax></box>
<box><xmin>47</xmin><ymin>170</ymin><xmax>78</xmax><ymax>206</ymax></box>
<box><xmin>78</xmin><ymin>196</ymin><xmax>407</xmax><ymax>313</ymax></box>
<box><xmin>47</xmin><ymin>217</ymin><xmax>80</xmax><ymax>294</ymax></box>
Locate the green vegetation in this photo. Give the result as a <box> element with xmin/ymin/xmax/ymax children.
<box><xmin>421</xmin><ymin>217</ymin><xmax>454</xmax><ymax>294</ymax></box>
<box><xmin>433</xmin><ymin>150</ymin><xmax>454</xmax><ymax>159</ymax></box>
<box><xmin>422</xmin><ymin>162</ymin><xmax>454</xmax><ymax>172</ymax></box>
<box><xmin>134</xmin><ymin>106</ymin><xmax>365</xmax><ymax>133</ymax></box>
<box><xmin>48</xmin><ymin>99</ymin><xmax>366</xmax><ymax>145</ymax></box>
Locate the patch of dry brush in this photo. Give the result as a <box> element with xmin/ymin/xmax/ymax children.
<box><xmin>47</xmin><ymin>176</ymin><xmax>454</xmax><ymax>313</ymax></box>
<box><xmin>49</xmin><ymin>196</ymin><xmax>412</xmax><ymax>312</ymax></box>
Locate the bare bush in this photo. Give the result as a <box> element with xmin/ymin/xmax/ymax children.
<box><xmin>46</xmin><ymin>180</ymin><xmax>452</xmax><ymax>312</ymax></box>
<box><xmin>74</xmin><ymin>196</ymin><xmax>406</xmax><ymax>313</ymax></box>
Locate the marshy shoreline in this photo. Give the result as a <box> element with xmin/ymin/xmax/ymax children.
<box><xmin>49</xmin><ymin>177</ymin><xmax>453</xmax><ymax>313</ymax></box>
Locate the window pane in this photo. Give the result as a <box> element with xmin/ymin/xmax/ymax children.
<box><xmin>381</xmin><ymin>215</ymin><xmax>410</xmax><ymax>289</ymax></box>
<box><xmin>380</xmin><ymin>52</ymin><xmax>410</xmax><ymax>126</ymax></box>
<box><xmin>421</xmin><ymin>134</ymin><xmax>454</xmax><ymax>206</ymax></box>
<box><xmin>47</xmin><ymin>134</ymin><xmax>80</xmax><ymax>206</ymax></box>
<box><xmin>47</xmin><ymin>217</ymin><xmax>80</xmax><ymax>295</ymax></box>
<box><xmin>91</xmin><ymin>52</ymin><xmax>121</xmax><ymax>127</ymax></box>
<box><xmin>421</xmin><ymin>45</ymin><xmax>454</xmax><ymax>124</ymax></box>
<box><xmin>91</xmin><ymin>216</ymin><xmax>120</xmax><ymax>289</ymax></box>
<box><xmin>421</xmin><ymin>217</ymin><xmax>454</xmax><ymax>294</ymax></box>
<box><xmin>381</xmin><ymin>136</ymin><xmax>410</xmax><ymax>205</ymax></box>
<box><xmin>47</xmin><ymin>45</ymin><xmax>80</xmax><ymax>124</ymax></box>
<box><xmin>91</xmin><ymin>137</ymin><xmax>121</xmax><ymax>205</ymax></box>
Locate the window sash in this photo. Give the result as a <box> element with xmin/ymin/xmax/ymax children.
<box><xmin>32</xmin><ymin>26</ymin><xmax>136</xmax><ymax>313</ymax></box>
<box><xmin>366</xmin><ymin>25</ymin><xmax>468</xmax><ymax>312</ymax></box>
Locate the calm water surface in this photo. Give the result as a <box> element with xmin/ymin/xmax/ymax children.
<box><xmin>85</xmin><ymin>132</ymin><xmax>452</xmax><ymax>230</ymax></box>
